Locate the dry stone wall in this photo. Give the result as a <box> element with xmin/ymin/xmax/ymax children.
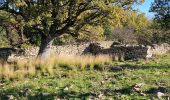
<box><xmin>85</xmin><ymin>43</ymin><xmax>151</xmax><ymax>60</ymax></box>
<box><xmin>0</xmin><ymin>41</ymin><xmax>170</xmax><ymax>62</ymax></box>
<box><xmin>22</xmin><ymin>41</ymin><xmax>114</xmax><ymax>57</ymax></box>
<box><xmin>151</xmin><ymin>43</ymin><xmax>170</xmax><ymax>55</ymax></box>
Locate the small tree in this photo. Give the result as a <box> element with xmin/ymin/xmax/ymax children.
<box><xmin>0</xmin><ymin>0</ymin><xmax>144</xmax><ymax>59</ymax></box>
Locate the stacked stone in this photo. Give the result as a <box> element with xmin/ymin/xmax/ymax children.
<box><xmin>23</xmin><ymin>47</ymin><xmax>39</xmax><ymax>57</ymax></box>
<box><xmin>0</xmin><ymin>41</ymin><xmax>170</xmax><ymax>62</ymax></box>
<box><xmin>88</xmin><ymin>43</ymin><xmax>103</xmax><ymax>55</ymax></box>
<box><xmin>151</xmin><ymin>43</ymin><xmax>170</xmax><ymax>55</ymax></box>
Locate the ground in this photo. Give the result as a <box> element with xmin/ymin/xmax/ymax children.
<box><xmin>0</xmin><ymin>55</ymin><xmax>170</xmax><ymax>100</ymax></box>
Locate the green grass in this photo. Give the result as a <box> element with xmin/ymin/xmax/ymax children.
<box><xmin>0</xmin><ymin>55</ymin><xmax>170</xmax><ymax>100</ymax></box>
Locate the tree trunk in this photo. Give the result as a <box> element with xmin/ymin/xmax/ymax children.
<box><xmin>37</xmin><ymin>35</ymin><xmax>54</xmax><ymax>60</ymax></box>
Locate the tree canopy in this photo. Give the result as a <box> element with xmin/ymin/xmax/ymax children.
<box><xmin>150</xmin><ymin>0</ymin><xmax>170</xmax><ymax>29</ymax></box>
<box><xmin>0</xmin><ymin>0</ymin><xmax>144</xmax><ymax>58</ymax></box>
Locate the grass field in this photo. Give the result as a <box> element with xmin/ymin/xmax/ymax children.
<box><xmin>0</xmin><ymin>54</ymin><xmax>170</xmax><ymax>100</ymax></box>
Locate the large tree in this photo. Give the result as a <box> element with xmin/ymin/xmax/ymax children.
<box><xmin>0</xmin><ymin>0</ymin><xmax>144</xmax><ymax>59</ymax></box>
<box><xmin>150</xmin><ymin>0</ymin><xmax>170</xmax><ymax>29</ymax></box>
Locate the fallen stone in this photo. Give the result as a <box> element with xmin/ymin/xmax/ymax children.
<box><xmin>6</xmin><ymin>95</ymin><xmax>15</xmax><ymax>100</ymax></box>
<box><xmin>133</xmin><ymin>83</ymin><xmax>144</xmax><ymax>92</ymax></box>
<box><xmin>157</xmin><ymin>92</ymin><xmax>165</xmax><ymax>99</ymax></box>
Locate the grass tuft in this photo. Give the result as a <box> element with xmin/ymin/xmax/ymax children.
<box><xmin>0</xmin><ymin>55</ymin><xmax>112</xmax><ymax>80</ymax></box>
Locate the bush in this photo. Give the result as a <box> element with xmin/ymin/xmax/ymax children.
<box><xmin>0</xmin><ymin>27</ymin><xmax>10</xmax><ymax>47</ymax></box>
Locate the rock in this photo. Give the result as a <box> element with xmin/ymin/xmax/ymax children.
<box><xmin>155</xmin><ymin>81</ymin><xmax>161</xmax><ymax>86</ymax></box>
<box><xmin>101</xmin><ymin>81</ymin><xmax>105</xmax><ymax>84</ymax></box>
<box><xmin>133</xmin><ymin>83</ymin><xmax>144</xmax><ymax>92</ymax></box>
<box><xmin>88</xmin><ymin>43</ymin><xmax>103</xmax><ymax>55</ymax></box>
<box><xmin>24</xmin><ymin>88</ymin><xmax>30</xmax><ymax>96</ymax></box>
<box><xmin>98</xmin><ymin>92</ymin><xmax>104</xmax><ymax>99</ymax></box>
<box><xmin>6</xmin><ymin>95</ymin><xmax>15</xmax><ymax>100</ymax></box>
<box><xmin>64</xmin><ymin>87</ymin><xmax>69</xmax><ymax>91</ymax></box>
<box><xmin>0</xmin><ymin>42</ymin><xmax>170</xmax><ymax>61</ymax></box>
<box><xmin>111</xmin><ymin>41</ymin><xmax>122</xmax><ymax>46</ymax></box>
<box><xmin>133</xmin><ymin>87</ymin><xmax>141</xmax><ymax>92</ymax></box>
<box><xmin>140</xmin><ymin>92</ymin><xmax>146</xmax><ymax>96</ymax></box>
<box><xmin>157</xmin><ymin>92</ymin><xmax>165</xmax><ymax>99</ymax></box>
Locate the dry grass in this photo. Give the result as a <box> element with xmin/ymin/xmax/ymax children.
<box><xmin>0</xmin><ymin>55</ymin><xmax>112</xmax><ymax>80</ymax></box>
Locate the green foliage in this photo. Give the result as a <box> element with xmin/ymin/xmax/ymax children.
<box><xmin>124</xmin><ymin>11</ymin><xmax>151</xmax><ymax>31</ymax></box>
<box><xmin>78</xmin><ymin>25</ymin><xmax>105</xmax><ymax>42</ymax></box>
<box><xmin>151</xmin><ymin>29</ymin><xmax>170</xmax><ymax>44</ymax></box>
<box><xmin>0</xmin><ymin>0</ymin><xmax>145</xmax><ymax>47</ymax></box>
<box><xmin>0</xmin><ymin>10</ymin><xmax>25</xmax><ymax>47</ymax></box>
<box><xmin>103</xmin><ymin>10</ymin><xmax>152</xmax><ymax>44</ymax></box>
<box><xmin>148</xmin><ymin>0</ymin><xmax>170</xmax><ymax>44</ymax></box>
<box><xmin>0</xmin><ymin>27</ymin><xmax>10</xmax><ymax>47</ymax></box>
<box><xmin>53</xmin><ymin>34</ymin><xmax>76</xmax><ymax>45</ymax></box>
<box><xmin>150</xmin><ymin>0</ymin><xmax>170</xmax><ymax>29</ymax></box>
<box><xmin>103</xmin><ymin>25</ymin><xmax>113</xmax><ymax>40</ymax></box>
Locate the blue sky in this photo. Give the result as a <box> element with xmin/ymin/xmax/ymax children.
<box><xmin>133</xmin><ymin>0</ymin><xmax>155</xmax><ymax>18</ymax></box>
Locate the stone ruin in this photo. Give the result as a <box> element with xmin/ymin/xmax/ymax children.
<box><xmin>86</xmin><ymin>42</ymin><xmax>170</xmax><ymax>60</ymax></box>
<box><xmin>0</xmin><ymin>41</ymin><xmax>170</xmax><ymax>63</ymax></box>
<box><xmin>85</xmin><ymin>43</ymin><xmax>150</xmax><ymax>61</ymax></box>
